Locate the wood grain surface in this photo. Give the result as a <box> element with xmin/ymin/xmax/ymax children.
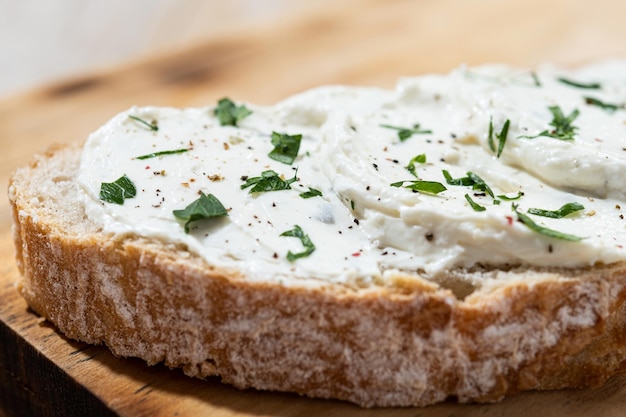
<box><xmin>2</xmin><ymin>0</ymin><xmax>626</xmax><ymax>415</ymax></box>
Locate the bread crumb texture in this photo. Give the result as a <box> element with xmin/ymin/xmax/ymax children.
<box><xmin>8</xmin><ymin>145</ymin><xmax>626</xmax><ymax>407</ymax></box>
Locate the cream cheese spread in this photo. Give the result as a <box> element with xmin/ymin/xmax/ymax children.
<box><xmin>77</xmin><ymin>61</ymin><xmax>626</xmax><ymax>286</ymax></box>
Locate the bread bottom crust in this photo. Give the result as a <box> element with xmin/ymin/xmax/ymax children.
<box><xmin>9</xmin><ymin>145</ymin><xmax>626</xmax><ymax>407</ymax></box>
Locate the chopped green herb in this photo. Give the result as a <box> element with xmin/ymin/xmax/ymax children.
<box><xmin>380</xmin><ymin>123</ymin><xmax>432</xmax><ymax>141</ymax></box>
<box><xmin>584</xmin><ymin>96</ymin><xmax>623</xmax><ymax>113</ymax></box>
<box><xmin>99</xmin><ymin>174</ymin><xmax>136</xmax><ymax>205</ymax></box>
<box><xmin>515</xmin><ymin>210</ymin><xmax>583</xmax><ymax>241</ymax></box>
<box><xmin>488</xmin><ymin>117</ymin><xmax>494</xmax><ymax>152</ymax></box>
<box><xmin>442</xmin><ymin>170</ymin><xmax>473</xmax><ymax>186</ymax></box>
<box><xmin>240</xmin><ymin>170</ymin><xmax>297</xmax><ymax>193</ymax></box>
<box><xmin>135</xmin><ymin>148</ymin><xmax>189</xmax><ymax>160</ymax></box>
<box><xmin>443</xmin><ymin>170</ymin><xmax>494</xmax><ymax>198</ymax></box>
<box><xmin>527</xmin><ymin>202</ymin><xmax>584</xmax><ymax>219</ymax></box>
<box><xmin>173</xmin><ymin>192</ymin><xmax>228</xmax><ymax>233</ymax></box>
<box><xmin>128</xmin><ymin>115</ymin><xmax>158</xmax><ymax>131</ymax></box>
<box><xmin>406</xmin><ymin>154</ymin><xmax>427</xmax><ymax>177</ymax></box>
<box><xmin>488</xmin><ymin>118</ymin><xmax>510</xmax><ymax>158</ymax></box>
<box><xmin>520</xmin><ymin>105</ymin><xmax>579</xmax><ymax>141</ymax></box>
<box><xmin>464</xmin><ymin>193</ymin><xmax>486</xmax><ymax>212</ymax></box>
<box><xmin>467</xmin><ymin>172</ymin><xmax>494</xmax><ymax>198</ymax></box>
<box><xmin>268</xmin><ymin>132</ymin><xmax>302</xmax><ymax>165</ymax></box>
<box><xmin>214</xmin><ymin>97</ymin><xmax>252</xmax><ymax>126</ymax></box>
<box><xmin>557</xmin><ymin>77</ymin><xmax>601</xmax><ymax>90</ymax></box>
<box><xmin>299</xmin><ymin>187</ymin><xmax>322</xmax><ymax>199</ymax></box>
<box><xmin>350</xmin><ymin>200</ymin><xmax>355</xmax><ymax>211</ymax></box>
<box><xmin>497</xmin><ymin>191</ymin><xmax>524</xmax><ymax>201</ymax></box>
<box><xmin>531</xmin><ymin>72</ymin><xmax>542</xmax><ymax>87</ymax></box>
<box><xmin>391</xmin><ymin>180</ymin><xmax>447</xmax><ymax>195</ymax></box>
<box><xmin>280</xmin><ymin>225</ymin><xmax>316</xmax><ymax>261</ymax></box>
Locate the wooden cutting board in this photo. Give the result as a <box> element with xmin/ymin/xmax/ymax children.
<box><xmin>3</xmin><ymin>0</ymin><xmax>626</xmax><ymax>415</ymax></box>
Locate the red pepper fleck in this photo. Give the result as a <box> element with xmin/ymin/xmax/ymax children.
<box><xmin>506</xmin><ymin>216</ymin><xmax>513</xmax><ymax>226</ymax></box>
<box><xmin>145</xmin><ymin>165</ymin><xmax>151</xmax><ymax>170</ymax></box>
<box><xmin>351</xmin><ymin>252</ymin><xmax>361</xmax><ymax>257</ymax></box>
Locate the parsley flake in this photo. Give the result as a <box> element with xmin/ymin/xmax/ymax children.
<box><xmin>488</xmin><ymin>118</ymin><xmax>510</xmax><ymax>158</ymax></box>
<box><xmin>280</xmin><ymin>225</ymin><xmax>316</xmax><ymax>261</ymax></box>
<box><xmin>527</xmin><ymin>202</ymin><xmax>584</xmax><ymax>219</ymax></box>
<box><xmin>128</xmin><ymin>115</ymin><xmax>158</xmax><ymax>131</ymax></box>
<box><xmin>99</xmin><ymin>174</ymin><xmax>136</xmax><ymax>205</ymax></box>
<box><xmin>464</xmin><ymin>193</ymin><xmax>486</xmax><ymax>212</ymax></box>
<box><xmin>406</xmin><ymin>154</ymin><xmax>427</xmax><ymax>177</ymax></box>
<box><xmin>515</xmin><ymin>210</ymin><xmax>583</xmax><ymax>241</ymax></box>
<box><xmin>268</xmin><ymin>132</ymin><xmax>302</xmax><ymax>165</ymax></box>
<box><xmin>380</xmin><ymin>123</ymin><xmax>432</xmax><ymax>141</ymax></box>
<box><xmin>520</xmin><ymin>105</ymin><xmax>579</xmax><ymax>141</ymax></box>
<box><xmin>497</xmin><ymin>191</ymin><xmax>524</xmax><ymax>201</ymax></box>
<box><xmin>531</xmin><ymin>72</ymin><xmax>542</xmax><ymax>87</ymax></box>
<box><xmin>240</xmin><ymin>170</ymin><xmax>297</xmax><ymax>193</ymax></box>
<box><xmin>172</xmin><ymin>192</ymin><xmax>228</xmax><ymax>233</ymax></box>
<box><xmin>442</xmin><ymin>170</ymin><xmax>494</xmax><ymax>198</ymax></box>
<box><xmin>299</xmin><ymin>187</ymin><xmax>322</xmax><ymax>199</ymax></box>
<box><xmin>584</xmin><ymin>96</ymin><xmax>623</xmax><ymax>113</ymax></box>
<box><xmin>135</xmin><ymin>148</ymin><xmax>189</xmax><ymax>160</ymax></box>
<box><xmin>391</xmin><ymin>180</ymin><xmax>447</xmax><ymax>195</ymax></box>
<box><xmin>214</xmin><ymin>97</ymin><xmax>252</xmax><ymax>126</ymax></box>
<box><xmin>557</xmin><ymin>77</ymin><xmax>601</xmax><ymax>90</ymax></box>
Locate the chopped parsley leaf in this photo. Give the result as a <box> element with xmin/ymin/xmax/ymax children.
<box><xmin>515</xmin><ymin>210</ymin><xmax>583</xmax><ymax>241</ymax></box>
<box><xmin>443</xmin><ymin>170</ymin><xmax>494</xmax><ymax>198</ymax></box>
<box><xmin>214</xmin><ymin>97</ymin><xmax>252</xmax><ymax>126</ymax></box>
<box><xmin>464</xmin><ymin>193</ymin><xmax>486</xmax><ymax>212</ymax></box>
<box><xmin>172</xmin><ymin>192</ymin><xmax>228</xmax><ymax>233</ymax></box>
<box><xmin>135</xmin><ymin>148</ymin><xmax>189</xmax><ymax>160</ymax></box>
<box><xmin>527</xmin><ymin>202</ymin><xmax>584</xmax><ymax>219</ymax></box>
<box><xmin>557</xmin><ymin>77</ymin><xmax>601</xmax><ymax>90</ymax></box>
<box><xmin>584</xmin><ymin>96</ymin><xmax>623</xmax><ymax>113</ymax></box>
<box><xmin>128</xmin><ymin>115</ymin><xmax>158</xmax><ymax>131</ymax></box>
<box><xmin>99</xmin><ymin>174</ymin><xmax>136</xmax><ymax>205</ymax></box>
<box><xmin>488</xmin><ymin>118</ymin><xmax>510</xmax><ymax>158</ymax></box>
<box><xmin>520</xmin><ymin>105</ymin><xmax>579</xmax><ymax>141</ymax></box>
<box><xmin>380</xmin><ymin>123</ymin><xmax>432</xmax><ymax>141</ymax></box>
<box><xmin>406</xmin><ymin>154</ymin><xmax>427</xmax><ymax>177</ymax></box>
<box><xmin>391</xmin><ymin>180</ymin><xmax>447</xmax><ymax>195</ymax></box>
<box><xmin>497</xmin><ymin>191</ymin><xmax>524</xmax><ymax>201</ymax></box>
<box><xmin>268</xmin><ymin>132</ymin><xmax>302</xmax><ymax>165</ymax></box>
<box><xmin>240</xmin><ymin>170</ymin><xmax>297</xmax><ymax>193</ymax></box>
<box><xmin>531</xmin><ymin>71</ymin><xmax>542</xmax><ymax>87</ymax></box>
<box><xmin>299</xmin><ymin>187</ymin><xmax>323</xmax><ymax>199</ymax></box>
<box><xmin>280</xmin><ymin>225</ymin><xmax>316</xmax><ymax>261</ymax></box>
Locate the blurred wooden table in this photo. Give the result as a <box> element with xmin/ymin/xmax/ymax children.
<box><xmin>2</xmin><ymin>0</ymin><xmax>626</xmax><ymax>415</ymax></box>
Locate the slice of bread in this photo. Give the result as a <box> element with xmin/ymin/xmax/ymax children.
<box><xmin>9</xmin><ymin>143</ymin><xmax>626</xmax><ymax>407</ymax></box>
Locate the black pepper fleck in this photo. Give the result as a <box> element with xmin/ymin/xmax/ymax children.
<box><xmin>425</xmin><ymin>232</ymin><xmax>434</xmax><ymax>242</ymax></box>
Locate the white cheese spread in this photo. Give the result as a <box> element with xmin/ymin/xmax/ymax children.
<box><xmin>77</xmin><ymin>61</ymin><xmax>626</xmax><ymax>286</ymax></box>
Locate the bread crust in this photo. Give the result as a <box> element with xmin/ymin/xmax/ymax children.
<box><xmin>9</xmin><ymin>144</ymin><xmax>626</xmax><ymax>407</ymax></box>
